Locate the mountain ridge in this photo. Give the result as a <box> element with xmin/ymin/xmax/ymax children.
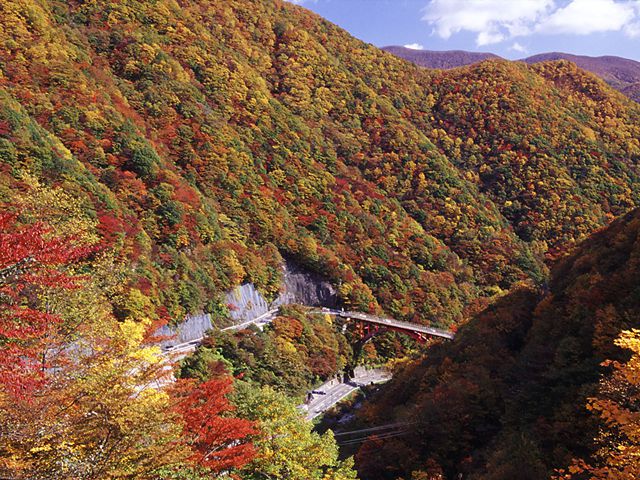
<box><xmin>382</xmin><ymin>45</ymin><xmax>499</xmax><ymax>69</ymax></box>
<box><xmin>383</xmin><ymin>46</ymin><xmax>640</xmax><ymax>102</ymax></box>
<box><xmin>1</xmin><ymin>0</ymin><xmax>640</xmax><ymax>329</ymax></box>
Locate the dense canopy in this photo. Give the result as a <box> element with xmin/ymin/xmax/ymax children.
<box><xmin>3</xmin><ymin>0</ymin><xmax>640</xmax><ymax>478</ymax></box>
<box><xmin>2</xmin><ymin>0</ymin><xmax>640</xmax><ymax>331</ymax></box>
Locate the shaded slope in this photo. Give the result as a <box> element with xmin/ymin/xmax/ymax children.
<box><xmin>356</xmin><ymin>208</ymin><xmax>640</xmax><ymax>479</ymax></box>
<box><xmin>382</xmin><ymin>46</ymin><xmax>499</xmax><ymax>69</ymax></box>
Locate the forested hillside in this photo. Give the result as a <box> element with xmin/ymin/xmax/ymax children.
<box><xmin>524</xmin><ymin>52</ymin><xmax>640</xmax><ymax>103</ymax></box>
<box><xmin>1</xmin><ymin>0</ymin><xmax>640</xmax><ymax>331</ymax></box>
<box><xmin>3</xmin><ymin>0</ymin><xmax>640</xmax><ymax>477</ymax></box>
<box><xmin>355</xmin><ymin>207</ymin><xmax>640</xmax><ymax>479</ymax></box>
<box><xmin>386</xmin><ymin>46</ymin><xmax>640</xmax><ymax>103</ymax></box>
<box><xmin>425</xmin><ymin>59</ymin><xmax>640</xmax><ymax>251</ymax></box>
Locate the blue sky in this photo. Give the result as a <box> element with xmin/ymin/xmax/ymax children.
<box><xmin>287</xmin><ymin>0</ymin><xmax>640</xmax><ymax>61</ymax></box>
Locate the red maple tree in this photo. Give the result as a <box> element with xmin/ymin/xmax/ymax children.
<box><xmin>177</xmin><ymin>376</ymin><xmax>257</xmax><ymax>473</ymax></box>
<box><xmin>0</xmin><ymin>212</ymin><xmax>90</xmax><ymax>396</ymax></box>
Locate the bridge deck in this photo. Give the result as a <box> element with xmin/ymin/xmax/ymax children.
<box><xmin>314</xmin><ymin>309</ymin><xmax>455</xmax><ymax>340</ymax></box>
<box><xmin>165</xmin><ymin>307</ymin><xmax>454</xmax><ymax>357</ymax></box>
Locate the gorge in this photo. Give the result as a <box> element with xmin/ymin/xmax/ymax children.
<box><xmin>2</xmin><ymin>0</ymin><xmax>640</xmax><ymax>478</ymax></box>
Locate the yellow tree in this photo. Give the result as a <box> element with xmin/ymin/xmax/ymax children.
<box><xmin>0</xmin><ymin>188</ymin><xmax>189</xmax><ymax>479</ymax></box>
<box><xmin>556</xmin><ymin>329</ymin><xmax>640</xmax><ymax>480</ymax></box>
<box><xmin>0</xmin><ymin>270</ymin><xmax>189</xmax><ymax>479</ymax></box>
<box><xmin>232</xmin><ymin>383</ymin><xmax>357</xmax><ymax>480</ymax></box>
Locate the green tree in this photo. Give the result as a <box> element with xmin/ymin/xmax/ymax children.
<box><xmin>232</xmin><ymin>383</ymin><xmax>357</xmax><ymax>480</ymax></box>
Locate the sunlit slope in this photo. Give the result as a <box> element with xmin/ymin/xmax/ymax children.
<box><xmin>0</xmin><ymin>0</ymin><xmax>639</xmax><ymax>328</ymax></box>
<box><xmin>425</xmin><ymin>60</ymin><xmax>640</xmax><ymax>251</ymax></box>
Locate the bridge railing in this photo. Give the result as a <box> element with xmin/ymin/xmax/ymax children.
<box><xmin>310</xmin><ymin>309</ymin><xmax>455</xmax><ymax>340</ymax></box>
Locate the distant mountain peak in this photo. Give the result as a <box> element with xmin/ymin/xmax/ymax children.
<box><xmin>384</xmin><ymin>46</ymin><xmax>640</xmax><ymax>102</ymax></box>
<box><xmin>521</xmin><ymin>52</ymin><xmax>640</xmax><ymax>96</ymax></box>
<box><xmin>382</xmin><ymin>45</ymin><xmax>500</xmax><ymax>70</ymax></box>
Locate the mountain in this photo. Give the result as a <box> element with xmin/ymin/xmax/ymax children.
<box><xmin>523</xmin><ymin>52</ymin><xmax>640</xmax><ymax>102</ymax></box>
<box><xmin>1</xmin><ymin>0</ymin><xmax>640</xmax><ymax>332</ymax></box>
<box><xmin>3</xmin><ymin>0</ymin><xmax>640</xmax><ymax>477</ymax></box>
<box><xmin>384</xmin><ymin>47</ymin><xmax>640</xmax><ymax>102</ymax></box>
<box><xmin>355</xmin><ymin>206</ymin><xmax>640</xmax><ymax>479</ymax></box>
<box><xmin>0</xmin><ymin>0</ymin><xmax>525</xmax><ymax>330</ymax></box>
<box><xmin>382</xmin><ymin>46</ymin><xmax>499</xmax><ymax>69</ymax></box>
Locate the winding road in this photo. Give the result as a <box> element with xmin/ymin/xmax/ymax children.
<box><xmin>162</xmin><ymin>308</ymin><xmax>279</xmax><ymax>357</ymax></box>
<box><xmin>160</xmin><ymin>306</ymin><xmax>454</xmax><ymax>416</ymax></box>
<box><xmin>301</xmin><ymin>368</ymin><xmax>392</xmax><ymax>420</ymax></box>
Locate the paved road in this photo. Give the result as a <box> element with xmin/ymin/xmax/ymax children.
<box><xmin>162</xmin><ymin>309</ymin><xmax>279</xmax><ymax>357</ymax></box>
<box><xmin>157</xmin><ymin>306</ymin><xmax>450</xmax><ymax>420</ymax></box>
<box><xmin>159</xmin><ymin>310</ymin><xmax>394</xmax><ymax>418</ymax></box>
<box><xmin>302</xmin><ymin>369</ymin><xmax>391</xmax><ymax>420</ymax></box>
<box><xmin>221</xmin><ymin>309</ymin><xmax>279</xmax><ymax>332</ymax></box>
<box><xmin>164</xmin><ymin>307</ymin><xmax>454</xmax><ymax>359</ymax></box>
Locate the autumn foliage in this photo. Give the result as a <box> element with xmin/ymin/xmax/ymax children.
<box><xmin>556</xmin><ymin>329</ymin><xmax>640</xmax><ymax>480</ymax></box>
<box><xmin>2</xmin><ymin>0</ymin><xmax>640</xmax><ymax>478</ymax></box>
<box><xmin>176</xmin><ymin>377</ymin><xmax>256</xmax><ymax>472</ymax></box>
<box><xmin>0</xmin><ymin>212</ymin><xmax>90</xmax><ymax>396</ymax></box>
<box><xmin>182</xmin><ymin>306</ymin><xmax>355</xmax><ymax>397</ymax></box>
<box><xmin>0</xmin><ymin>205</ymin><xmax>259</xmax><ymax>478</ymax></box>
<box><xmin>2</xmin><ymin>0</ymin><xmax>639</xmax><ymax>334</ymax></box>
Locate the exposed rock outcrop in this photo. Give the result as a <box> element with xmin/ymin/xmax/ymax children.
<box><xmin>158</xmin><ymin>258</ymin><xmax>338</xmax><ymax>348</ymax></box>
<box><xmin>274</xmin><ymin>258</ymin><xmax>337</xmax><ymax>308</ymax></box>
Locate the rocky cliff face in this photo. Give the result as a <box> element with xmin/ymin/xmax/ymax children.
<box><xmin>158</xmin><ymin>258</ymin><xmax>337</xmax><ymax>347</ymax></box>
<box><xmin>225</xmin><ymin>283</ymin><xmax>272</xmax><ymax>323</ymax></box>
<box><xmin>274</xmin><ymin>258</ymin><xmax>338</xmax><ymax>308</ymax></box>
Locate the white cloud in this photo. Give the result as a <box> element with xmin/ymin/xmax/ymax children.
<box><xmin>625</xmin><ymin>21</ymin><xmax>640</xmax><ymax>36</ymax></box>
<box><xmin>510</xmin><ymin>42</ymin><xmax>527</xmax><ymax>53</ymax></box>
<box><xmin>404</xmin><ymin>43</ymin><xmax>425</xmax><ymax>50</ymax></box>
<box><xmin>422</xmin><ymin>0</ymin><xmax>554</xmax><ymax>46</ymax></box>
<box><xmin>538</xmin><ymin>0</ymin><xmax>635</xmax><ymax>34</ymax></box>
<box><xmin>477</xmin><ymin>31</ymin><xmax>505</xmax><ymax>45</ymax></box>
<box><xmin>422</xmin><ymin>0</ymin><xmax>640</xmax><ymax>45</ymax></box>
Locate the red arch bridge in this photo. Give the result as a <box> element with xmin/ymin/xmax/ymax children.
<box><xmin>310</xmin><ymin>308</ymin><xmax>455</xmax><ymax>343</ymax></box>
<box><xmin>164</xmin><ymin>306</ymin><xmax>455</xmax><ymax>357</ymax></box>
